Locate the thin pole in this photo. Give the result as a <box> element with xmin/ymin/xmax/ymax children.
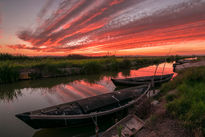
<box><xmin>161</xmin><ymin>48</ymin><xmax>172</xmax><ymax>80</ymax></box>
<box><xmin>92</xmin><ymin>115</ymin><xmax>99</xmax><ymax>137</ymax></box>
<box><xmin>151</xmin><ymin>64</ymin><xmax>159</xmax><ymax>96</ymax></box>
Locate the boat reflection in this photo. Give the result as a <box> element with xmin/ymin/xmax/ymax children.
<box><xmin>33</xmin><ymin>121</ymin><xmax>114</xmax><ymax>137</ymax></box>
<box><xmin>33</xmin><ymin>126</ymin><xmax>95</xmax><ymax>137</ymax></box>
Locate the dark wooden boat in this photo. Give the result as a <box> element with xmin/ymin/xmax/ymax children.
<box><xmin>111</xmin><ymin>73</ymin><xmax>174</xmax><ymax>87</ymax></box>
<box><xmin>16</xmin><ymin>85</ymin><xmax>150</xmax><ymax>129</ymax></box>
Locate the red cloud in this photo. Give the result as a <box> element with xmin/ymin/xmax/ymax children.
<box><xmin>13</xmin><ymin>0</ymin><xmax>205</xmax><ymax>55</ymax></box>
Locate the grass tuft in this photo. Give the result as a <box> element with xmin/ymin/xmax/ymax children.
<box><xmin>0</xmin><ymin>64</ymin><xmax>20</xmax><ymax>83</ymax></box>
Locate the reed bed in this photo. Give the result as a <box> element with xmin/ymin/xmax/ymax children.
<box><xmin>0</xmin><ymin>53</ymin><xmax>184</xmax><ymax>84</ymax></box>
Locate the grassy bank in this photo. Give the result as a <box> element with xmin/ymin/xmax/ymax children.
<box><xmin>159</xmin><ymin>66</ymin><xmax>205</xmax><ymax>136</ymax></box>
<box><xmin>0</xmin><ymin>53</ymin><xmax>184</xmax><ymax>84</ymax></box>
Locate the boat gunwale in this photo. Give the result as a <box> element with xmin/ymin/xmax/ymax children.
<box><xmin>111</xmin><ymin>75</ymin><xmax>173</xmax><ymax>86</ymax></box>
<box><xmin>111</xmin><ymin>73</ymin><xmax>174</xmax><ymax>81</ymax></box>
<box><xmin>18</xmin><ymin>85</ymin><xmax>148</xmax><ymax>114</ymax></box>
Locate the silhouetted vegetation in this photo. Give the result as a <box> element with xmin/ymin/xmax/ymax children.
<box><xmin>0</xmin><ymin>53</ymin><xmax>29</xmax><ymax>60</ymax></box>
<box><xmin>0</xmin><ymin>64</ymin><xmax>20</xmax><ymax>83</ymax></box>
<box><xmin>81</xmin><ymin>61</ymin><xmax>103</xmax><ymax>74</ymax></box>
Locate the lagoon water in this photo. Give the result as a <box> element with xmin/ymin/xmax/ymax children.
<box><xmin>0</xmin><ymin>63</ymin><xmax>175</xmax><ymax>137</ymax></box>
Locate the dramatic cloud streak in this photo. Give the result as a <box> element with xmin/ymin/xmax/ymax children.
<box><xmin>8</xmin><ymin>0</ymin><xmax>205</xmax><ymax>55</ymax></box>
<box><xmin>37</xmin><ymin>0</ymin><xmax>55</xmax><ymax>22</ymax></box>
<box><xmin>0</xmin><ymin>8</ymin><xmax>2</xmax><ymax>38</ymax></box>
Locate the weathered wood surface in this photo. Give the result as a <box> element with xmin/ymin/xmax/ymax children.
<box><xmin>101</xmin><ymin>114</ymin><xmax>144</xmax><ymax>137</ymax></box>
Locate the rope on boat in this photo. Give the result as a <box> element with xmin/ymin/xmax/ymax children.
<box><xmin>112</xmin><ymin>95</ymin><xmax>121</xmax><ymax>107</ymax></box>
<box><xmin>91</xmin><ymin>114</ymin><xmax>99</xmax><ymax>137</ymax></box>
<box><xmin>63</xmin><ymin>112</ymin><xmax>68</xmax><ymax>126</ymax></box>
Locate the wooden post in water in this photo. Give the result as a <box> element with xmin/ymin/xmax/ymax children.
<box><xmin>96</xmin><ymin>125</ymin><xmax>99</xmax><ymax>137</ymax></box>
<box><xmin>92</xmin><ymin>116</ymin><xmax>99</xmax><ymax>137</ymax></box>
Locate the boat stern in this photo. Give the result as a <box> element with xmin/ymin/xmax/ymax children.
<box><xmin>15</xmin><ymin>113</ymin><xmax>40</xmax><ymax>129</ymax></box>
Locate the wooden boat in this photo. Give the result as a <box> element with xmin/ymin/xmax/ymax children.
<box><xmin>176</xmin><ymin>59</ymin><xmax>193</xmax><ymax>64</ymax></box>
<box><xmin>101</xmin><ymin>114</ymin><xmax>144</xmax><ymax>137</ymax></box>
<box><xmin>111</xmin><ymin>73</ymin><xmax>174</xmax><ymax>87</ymax></box>
<box><xmin>16</xmin><ymin>85</ymin><xmax>150</xmax><ymax>129</ymax></box>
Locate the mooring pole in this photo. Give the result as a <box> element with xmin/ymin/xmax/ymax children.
<box><xmin>92</xmin><ymin>115</ymin><xmax>99</xmax><ymax>137</ymax></box>
<box><xmin>96</xmin><ymin>125</ymin><xmax>99</xmax><ymax>137</ymax></box>
<box><xmin>152</xmin><ymin>64</ymin><xmax>159</xmax><ymax>95</ymax></box>
<box><xmin>161</xmin><ymin>48</ymin><xmax>172</xmax><ymax>80</ymax></box>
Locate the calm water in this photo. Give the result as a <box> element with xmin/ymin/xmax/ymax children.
<box><xmin>0</xmin><ymin>63</ymin><xmax>175</xmax><ymax>137</ymax></box>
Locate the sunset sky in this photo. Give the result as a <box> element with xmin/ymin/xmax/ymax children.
<box><xmin>0</xmin><ymin>0</ymin><xmax>205</xmax><ymax>56</ymax></box>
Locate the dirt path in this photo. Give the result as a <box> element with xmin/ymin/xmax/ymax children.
<box><xmin>135</xmin><ymin>92</ymin><xmax>190</xmax><ymax>137</ymax></box>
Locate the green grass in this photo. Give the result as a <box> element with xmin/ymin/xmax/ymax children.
<box><xmin>0</xmin><ymin>63</ymin><xmax>20</xmax><ymax>83</ymax></box>
<box><xmin>159</xmin><ymin>66</ymin><xmax>205</xmax><ymax>135</ymax></box>
<box><xmin>166</xmin><ymin>94</ymin><xmax>177</xmax><ymax>102</ymax></box>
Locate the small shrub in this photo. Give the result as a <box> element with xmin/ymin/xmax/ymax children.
<box><xmin>119</xmin><ymin>59</ymin><xmax>131</xmax><ymax>69</ymax></box>
<box><xmin>0</xmin><ymin>64</ymin><xmax>20</xmax><ymax>83</ymax></box>
<box><xmin>117</xmin><ymin>125</ymin><xmax>123</xmax><ymax>137</ymax></box>
<box><xmin>29</xmin><ymin>72</ymin><xmax>42</xmax><ymax>80</ymax></box>
<box><xmin>166</xmin><ymin>94</ymin><xmax>177</xmax><ymax>102</ymax></box>
<box><xmin>105</xmin><ymin>58</ymin><xmax>120</xmax><ymax>71</ymax></box>
<box><xmin>81</xmin><ymin>61</ymin><xmax>103</xmax><ymax>74</ymax></box>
